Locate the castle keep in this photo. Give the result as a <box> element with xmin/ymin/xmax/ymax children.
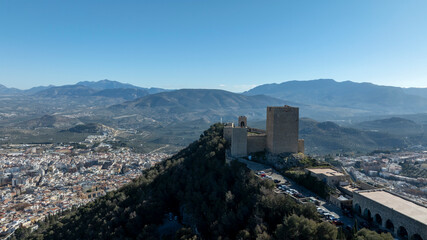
<box><xmin>224</xmin><ymin>105</ymin><xmax>304</xmax><ymax>157</ymax></box>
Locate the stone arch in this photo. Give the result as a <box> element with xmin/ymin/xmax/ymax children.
<box><xmin>411</xmin><ymin>234</ymin><xmax>423</xmax><ymax>240</ymax></box>
<box><xmin>240</xmin><ymin>121</ymin><xmax>245</xmax><ymax>127</ymax></box>
<box><xmin>363</xmin><ymin>208</ymin><xmax>373</xmax><ymax>222</ymax></box>
<box><xmin>354</xmin><ymin>203</ymin><xmax>361</xmax><ymax>215</ymax></box>
<box><xmin>397</xmin><ymin>226</ymin><xmax>409</xmax><ymax>240</ymax></box>
<box><xmin>385</xmin><ymin>219</ymin><xmax>394</xmax><ymax>232</ymax></box>
<box><xmin>374</xmin><ymin>213</ymin><xmax>382</xmax><ymax>226</ymax></box>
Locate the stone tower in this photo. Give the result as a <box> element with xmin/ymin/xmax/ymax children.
<box><xmin>238</xmin><ymin>116</ymin><xmax>247</xmax><ymax>128</ymax></box>
<box><xmin>266</xmin><ymin>105</ymin><xmax>299</xmax><ymax>154</ymax></box>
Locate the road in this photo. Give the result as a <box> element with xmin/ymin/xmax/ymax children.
<box><xmin>150</xmin><ymin>144</ymin><xmax>170</xmax><ymax>153</ymax></box>
<box><xmin>235</xmin><ymin>158</ymin><xmax>355</xmax><ymax>228</ymax></box>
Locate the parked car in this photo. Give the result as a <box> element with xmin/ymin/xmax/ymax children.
<box><xmin>322</xmin><ymin>212</ymin><xmax>331</xmax><ymax>217</ymax></box>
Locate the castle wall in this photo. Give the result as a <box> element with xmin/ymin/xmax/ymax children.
<box><xmin>231</xmin><ymin>128</ymin><xmax>247</xmax><ymax>157</ymax></box>
<box><xmin>223</xmin><ymin>127</ymin><xmax>233</xmax><ymax>143</ymax></box>
<box><xmin>266</xmin><ymin>106</ymin><xmax>299</xmax><ymax>154</ymax></box>
<box><xmin>247</xmin><ymin>134</ymin><xmax>266</xmax><ymax>154</ymax></box>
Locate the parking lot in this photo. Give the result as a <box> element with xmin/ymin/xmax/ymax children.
<box><xmin>236</xmin><ymin>158</ymin><xmax>354</xmax><ymax>228</ymax></box>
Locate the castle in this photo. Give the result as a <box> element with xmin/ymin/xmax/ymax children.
<box><xmin>224</xmin><ymin>105</ymin><xmax>304</xmax><ymax>157</ymax></box>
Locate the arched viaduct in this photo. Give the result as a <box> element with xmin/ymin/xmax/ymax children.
<box><xmin>353</xmin><ymin>190</ymin><xmax>427</xmax><ymax>240</ymax></box>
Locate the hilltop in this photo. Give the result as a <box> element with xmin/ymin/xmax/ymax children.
<box><xmin>14</xmin><ymin>124</ymin><xmax>392</xmax><ymax>240</ymax></box>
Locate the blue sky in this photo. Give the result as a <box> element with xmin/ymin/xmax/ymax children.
<box><xmin>1</xmin><ymin>0</ymin><xmax>427</xmax><ymax>92</ymax></box>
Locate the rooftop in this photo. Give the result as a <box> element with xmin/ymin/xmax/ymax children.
<box><xmin>341</xmin><ymin>185</ymin><xmax>362</xmax><ymax>192</ymax></box>
<box><xmin>358</xmin><ymin>190</ymin><xmax>427</xmax><ymax>224</ymax></box>
<box><xmin>306</xmin><ymin>168</ymin><xmax>345</xmax><ymax>177</ymax></box>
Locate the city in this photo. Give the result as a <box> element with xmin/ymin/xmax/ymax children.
<box><xmin>0</xmin><ymin>142</ymin><xmax>169</xmax><ymax>238</ymax></box>
<box><xmin>339</xmin><ymin>151</ymin><xmax>427</xmax><ymax>205</ymax></box>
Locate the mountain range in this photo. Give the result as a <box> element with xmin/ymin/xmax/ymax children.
<box><xmin>3</xmin><ymin>78</ymin><xmax>427</xmax><ymax>120</ymax></box>
<box><xmin>244</xmin><ymin>79</ymin><xmax>427</xmax><ymax>118</ymax></box>
<box><xmin>107</xmin><ymin>89</ymin><xmax>296</xmax><ymax>123</ymax></box>
<box><xmin>1</xmin><ymin>79</ymin><xmax>427</xmax><ymax>153</ymax></box>
<box><xmin>0</xmin><ymin>79</ymin><xmax>168</xmax><ymax>98</ymax></box>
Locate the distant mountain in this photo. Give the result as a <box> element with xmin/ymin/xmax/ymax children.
<box><xmin>76</xmin><ymin>79</ymin><xmax>141</xmax><ymax>90</ymax></box>
<box><xmin>244</xmin><ymin>79</ymin><xmax>427</xmax><ymax>117</ymax></box>
<box><xmin>146</xmin><ymin>87</ymin><xmax>170</xmax><ymax>94</ymax></box>
<box><xmin>0</xmin><ymin>84</ymin><xmax>54</xmax><ymax>95</ymax></box>
<box><xmin>402</xmin><ymin>87</ymin><xmax>427</xmax><ymax>99</ymax></box>
<box><xmin>0</xmin><ymin>84</ymin><xmax>22</xmax><ymax>95</ymax></box>
<box><xmin>32</xmin><ymin>80</ymin><xmax>168</xmax><ymax>99</ymax></box>
<box><xmin>108</xmin><ymin>89</ymin><xmax>297</xmax><ymax>123</ymax></box>
<box><xmin>34</xmin><ymin>85</ymin><xmax>97</xmax><ymax>97</ymax></box>
<box><xmin>92</xmin><ymin>88</ymin><xmax>149</xmax><ymax>100</ymax></box>
<box><xmin>76</xmin><ymin>79</ymin><xmax>168</xmax><ymax>94</ymax></box>
<box><xmin>129</xmin><ymin>89</ymin><xmax>290</xmax><ymax>109</ymax></box>
<box><xmin>24</xmin><ymin>85</ymin><xmax>54</xmax><ymax>94</ymax></box>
